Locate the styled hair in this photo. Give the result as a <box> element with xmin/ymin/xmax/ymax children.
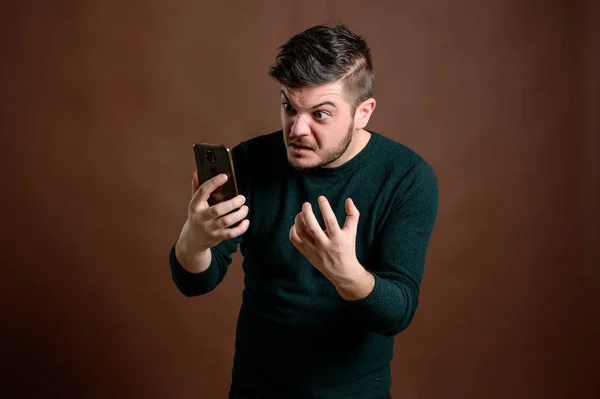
<box><xmin>268</xmin><ymin>23</ymin><xmax>375</xmax><ymax>112</ymax></box>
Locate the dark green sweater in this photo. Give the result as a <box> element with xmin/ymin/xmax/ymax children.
<box><xmin>169</xmin><ymin>130</ymin><xmax>439</xmax><ymax>398</ymax></box>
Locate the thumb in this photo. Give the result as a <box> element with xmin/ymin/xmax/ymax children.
<box><xmin>342</xmin><ymin>198</ymin><xmax>360</xmax><ymax>231</ymax></box>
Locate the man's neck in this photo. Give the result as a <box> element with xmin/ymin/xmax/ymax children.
<box><xmin>345</xmin><ymin>128</ymin><xmax>372</xmax><ymax>162</ymax></box>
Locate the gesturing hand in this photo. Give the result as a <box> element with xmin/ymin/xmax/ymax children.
<box><xmin>289</xmin><ymin>196</ymin><xmax>363</xmax><ymax>284</ymax></box>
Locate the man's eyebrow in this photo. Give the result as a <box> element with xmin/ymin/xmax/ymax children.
<box><xmin>280</xmin><ymin>90</ymin><xmax>291</xmax><ymax>104</ymax></box>
<box><xmin>309</xmin><ymin>101</ymin><xmax>337</xmax><ymax>109</ymax></box>
<box><xmin>280</xmin><ymin>90</ymin><xmax>337</xmax><ymax>110</ymax></box>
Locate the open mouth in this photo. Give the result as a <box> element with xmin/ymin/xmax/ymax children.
<box><xmin>290</xmin><ymin>143</ymin><xmax>313</xmax><ymax>150</ymax></box>
<box><xmin>288</xmin><ymin>144</ymin><xmax>314</xmax><ymax>155</ymax></box>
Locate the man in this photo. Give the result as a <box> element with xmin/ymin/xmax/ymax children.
<box><xmin>169</xmin><ymin>23</ymin><xmax>439</xmax><ymax>399</ymax></box>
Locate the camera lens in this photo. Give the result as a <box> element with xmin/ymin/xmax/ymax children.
<box><xmin>206</xmin><ymin>150</ymin><xmax>216</xmax><ymax>164</ymax></box>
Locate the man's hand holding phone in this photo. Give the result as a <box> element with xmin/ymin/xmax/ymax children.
<box><xmin>175</xmin><ymin>171</ymin><xmax>249</xmax><ymax>273</ymax></box>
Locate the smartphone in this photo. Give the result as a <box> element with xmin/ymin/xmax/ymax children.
<box><xmin>193</xmin><ymin>143</ymin><xmax>239</xmax><ymax>207</ymax></box>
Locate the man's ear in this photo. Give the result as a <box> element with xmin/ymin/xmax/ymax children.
<box><xmin>353</xmin><ymin>98</ymin><xmax>376</xmax><ymax>130</ymax></box>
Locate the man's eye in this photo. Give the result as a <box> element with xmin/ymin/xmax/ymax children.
<box><xmin>314</xmin><ymin>111</ymin><xmax>329</xmax><ymax>120</ymax></box>
<box><xmin>282</xmin><ymin>103</ymin><xmax>296</xmax><ymax>113</ymax></box>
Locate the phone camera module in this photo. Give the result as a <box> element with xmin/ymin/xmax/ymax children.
<box><xmin>206</xmin><ymin>149</ymin><xmax>216</xmax><ymax>164</ymax></box>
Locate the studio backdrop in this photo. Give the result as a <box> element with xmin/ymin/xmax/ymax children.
<box><xmin>1</xmin><ymin>1</ymin><xmax>597</xmax><ymax>398</ymax></box>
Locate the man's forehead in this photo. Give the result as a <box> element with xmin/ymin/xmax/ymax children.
<box><xmin>280</xmin><ymin>83</ymin><xmax>347</xmax><ymax>104</ymax></box>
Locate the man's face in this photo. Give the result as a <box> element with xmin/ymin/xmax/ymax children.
<box><xmin>280</xmin><ymin>81</ymin><xmax>357</xmax><ymax>171</ymax></box>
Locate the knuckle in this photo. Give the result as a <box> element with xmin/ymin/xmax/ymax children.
<box><xmin>189</xmin><ymin>206</ymin><xmax>201</xmax><ymax>220</ymax></box>
<box><xmin>207</xmin><ymin>229</ymin><xmax>218</xmax><ymax>239</ymax></box>
<box><xmin>223</xmin><ymin>228</ymin><xmax>236</xmax><ymax>239</ymax></box>
<box><xmin>219</xmin><ymin>217</ymin><xmax>230</xmax><ymax>229</ymax></box>
<box><xmin>331</xmin><ymin>241</ymin><xmax>342</xmax><ymax>252</ymax></box>
<box><xmin>209</xmin><ymin>206</ymin><xmax>220</xmax><ymax>219</ymax></box>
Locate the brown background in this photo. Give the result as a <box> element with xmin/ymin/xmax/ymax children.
<box><xmin>1</xmin><ymin>0</ymin><xmax>598</xmax><ymax>398</ymax></box>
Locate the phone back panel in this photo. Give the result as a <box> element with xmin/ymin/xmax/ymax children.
<box><xmin>193</xmin><ymin>143</ymin><xmax>239</xmax><ymax>206</ymax></box>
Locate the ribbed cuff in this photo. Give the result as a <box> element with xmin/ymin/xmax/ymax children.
<box><xmin>169</xmin><ymin>244</ymin><xmax>220</xmax><ymax>295</ymax></box>
<box><xmin>345</xmin><ymin>272</ymin><xmax>408</xmax><ymax>335</ymax></box>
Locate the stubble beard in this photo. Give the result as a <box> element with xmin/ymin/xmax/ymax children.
<box><xmin>285</xmin><ymin>122</ymin><xmax>356</xmax><ymax>172</ymax></box>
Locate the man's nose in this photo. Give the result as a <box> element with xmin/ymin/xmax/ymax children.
<box><xmin>290</xmin><ymin>113</ymin><xmax>311</xmax><ymax>136</ymax></box>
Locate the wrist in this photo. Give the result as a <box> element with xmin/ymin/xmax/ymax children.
<box><xmin>331</xmin><ymin>261</ymin><xmax>375</xmax><ymax>301</ymax></box>
<box><xmin>175</xmin><ymin>241</ymin><xmax>211</xmax><ymax>273</ymax></box>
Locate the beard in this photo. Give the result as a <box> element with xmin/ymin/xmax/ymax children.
<box><xmin>285</xmin><ymin>122</ymin><xmax>355</xmax><ymax>172</ymax></box>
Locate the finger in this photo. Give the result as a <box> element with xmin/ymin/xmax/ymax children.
<box><xmin>295</xmin><ymin>212</ymin><xmax>316</xmax><ymax>246</ymax></box>
<box><xmin>211</xmin><ymin>204</ymin><xmax>249</xmax><ymax>230</ymax></box>
<box><xmin>301</xmin><ymin>203</ymin><xmax>329</xmax><ymax>245</ymax></box>
<box><xmin>342</xmin><ymin>198</ymin><xmax>360</xmax><ymax>231</ymax></box>
<box><xmin>200</xmin><ymin>194</ymin><xmax>246</xmax><ymax>222</ymax></box>
<box><xmin>217</xmin><ymin>218</ymin><xmax>250</xmax><ymax>240</ymax></box>
<box><xmin>289</xmin><ymin>223</ymin><xmax>306</xmax><ymax>252</ymax></box>
<box><xmin>191</xmin><ymin>173</ymin><xmax>228</xmax><ymax>208</ymax></box>
<box><xmin>317</xmin><ymin>196</ymin><xmax>341</xmax><ymax>237</ymax></box>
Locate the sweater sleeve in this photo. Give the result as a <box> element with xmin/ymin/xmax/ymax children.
<box><xmin>346</xmin><ymin>161</ymin><xmax>439</xmax><ymax>336</ymax></box>
<box><xmin>169</xmin><ymin>236</ymin><xmax>242</xmax><ymax>296</ymax></box>
<box><xmin>168</xmin><ymin>142</ymin><xmax>249</xmax><ymax>296</ymax></box>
